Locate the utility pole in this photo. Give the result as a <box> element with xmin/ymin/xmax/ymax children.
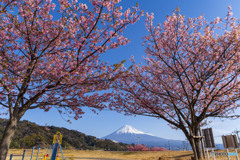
<box><xmin>182</xmin><ymin>141</ymin><xmax>185</xmax><ymax>151</ymax></box>
<box><xmin>185</xmin><ymin>139</ymin><xmax>189</xmax><ymax>151</ymax></box>
<box><xmin>137</xmin><ymin>136</ymin><xmax>140</xmax><ymax>145</ymax></box>
<box><xmin>168</xmin><ymin>140</ymin><xmax>171</xmax><ymax>150</ymax></box>
<box><xmin>233</xmin><ymin>129</ymin><xmax>240</xmax><ymax>145</ymax></box>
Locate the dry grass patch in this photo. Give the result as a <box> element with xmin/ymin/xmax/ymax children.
<box><xmin>7</xmin><ymin>149</ymin><xmax>194</xmax><ymax>160</ymax></box>
<box><xmin>6</xmin><ymin>149</ymin><xmax>240</xmax><ymax>160</ymax></box>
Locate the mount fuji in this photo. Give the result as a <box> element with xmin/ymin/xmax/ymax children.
<box><xmin>102</xmin><ymin>125</ymin><xmax>186</xmax><ymax>149</ymax></box>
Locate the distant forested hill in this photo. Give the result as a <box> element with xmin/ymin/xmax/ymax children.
<box><xmin>0</xmin><ymin>118</ymin><xmax>129</xmax><ymax>151</ymax></box>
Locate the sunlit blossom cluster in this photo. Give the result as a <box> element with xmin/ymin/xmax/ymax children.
<box><xmin>127</xmin><ymin>144</ymin><xmax>168</xmax><ymax>151</ymax></box>
<box><xmin>110</xmin><ymin>8</ymin><xmax>240</xmax><ymax>152</ymax></box>
<box><xmin>0</xmin><ymin>0</ymin><xmax>142</xmax><ymax>120</ymax></box>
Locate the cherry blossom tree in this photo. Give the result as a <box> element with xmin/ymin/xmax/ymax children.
<box><xmin>0</xmin><ymin>0</ymin><xmax>142</xmax><ymax>158</ymax></box>
<box><xmin>127</xmin><ymin>144</ymin><xmax>168</xmax><ymax>151</ymax></box>
<box><xmin>149</xmin><ymin>147</ymin><xmax>168</xmax><ymax>151</ymax></box>
<box><xmin>127</xmin><ymin>144</ymin><xmax>149</xmax><ymax>151</ymax></box>
<box><xmin>111</xmin><ymin>8</ymin><xmax>240</xmax><ymax>159</ymax></box>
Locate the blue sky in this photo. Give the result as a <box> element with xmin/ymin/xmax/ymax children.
<box><xmin>3</xmin><ymin>0</ymin><xmax>240</xmax><ymax>144</ymax></box>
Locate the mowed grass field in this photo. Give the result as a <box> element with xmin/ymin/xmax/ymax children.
<box><xmin>6</xmin><ymin>149</ymin><xmax>240</xmax><ymax>160</ymax></box>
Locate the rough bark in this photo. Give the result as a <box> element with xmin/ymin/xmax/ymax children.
<box><xmin>182</xmin><ymin>126</ymin><xmax>203</xmax><ymax>160</ymax></box>
<box><xmin>194</xmin><ymin>137</ymin><xmax>203</xmax><ymax>160</ymax></box>
<box><xmin>0</xmin><ymin>117</ymin><xmax>18</xmax><ymax>160</ymax></box>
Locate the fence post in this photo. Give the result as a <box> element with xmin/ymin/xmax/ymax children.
<box><xmin>226</xmin><ymin>148</ymin><xmax>230</xmax><ymax>160</ymax></box>
<box><xmin>31</xmin><ymin>146</ymin><xmax>35</xmax><ymax>160</ymax></box>
<box><xmin>235</xmin><ymin>148</ymin><xmax>239</xmax><ymax>160</ymax></box>
<box><xmin>10</xmin><ymin>154</ymin><xmax>13</xmax><ymax>160</ymax></box>
<box><xmin>36</xmin><ymin>145</ymin><xmax>40</xmax><ymax>160</ymax></box>
<box><xmin>22</xmin><ymin>149</ymin><xmax>26</xmax><ymax>160</ymax></box>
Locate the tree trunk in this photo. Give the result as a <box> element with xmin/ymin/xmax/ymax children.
<box><xmin>189</xmin><ymin>130</ymin><xmax>203</xmax><ymax>160</ymax></box>
<box><xmin>0</xmin><ymin>117</ymin><xmax>18</xmax><ymax>160</ymax></box>
<box><xmin>194</xmin><ymin>137</ymin><xmax>202</xmax><ymax>160</ymax></box>
<box><xmin>184</xmin><ymin>127</ymin><xmax>203</xmax><ymax>160</ymax></box>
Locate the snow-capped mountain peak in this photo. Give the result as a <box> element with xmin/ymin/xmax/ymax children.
<box><xmin>102</xmin><ymin>125</ymin><xmax>184</xmax><ymax>148</ymax></box>
<box><xmin>116</xmin><ymin>125</ymin><xmax>151</xmax><ymax>135</ymax></box>
<box><xmin>102</xmin><ymin>125</ymin><xmax>189</xmax><ymax>149</ymax></box>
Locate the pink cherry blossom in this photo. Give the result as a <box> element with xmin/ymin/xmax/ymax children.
<box><xmin>0</xmin><ymin>0</ymin><xmax>142</xmax><ymax>159</ymax></box>
<box><xmin>110</xmin><ymin>8</ymin><xmax>240</xmax><ymax>160</ymax></box>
